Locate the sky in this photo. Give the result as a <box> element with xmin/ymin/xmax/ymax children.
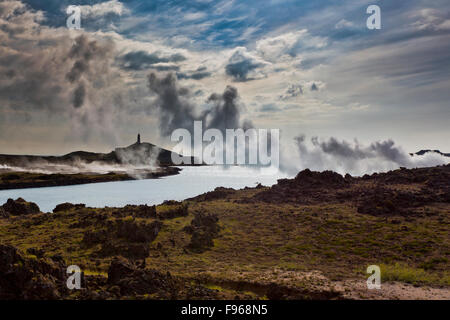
<box><xmin>0</xmin><ymin>0</ymin><xmax>449</xmax><ymax>158</ymax></box>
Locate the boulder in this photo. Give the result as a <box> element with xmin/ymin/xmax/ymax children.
<box><xmin>189</xmin><ymin>187</ymin><xmax>235</xmax><ymax>201</ymax></box>
<box><xmin>253</xmin><ymin>169</ymin><xmax>349</xmax><ymax>204</ymax></box>
<box><xmin>53</xmin><ymin>202</ymin><xmax>86</xmax><ymax>213</ymax></box>
<box><xmin>188</xmin><ymin>230</ymin><xmax>214</xmax><ymax>251</ymax></box>
<box><xmin>157</xmin><ymin>203</ymin><xmax>189</xmax><ymax>219</ymax></box>
<box><xmin>107</xmin><ymin>257</ymin><xmax>178</xmax><ymax>297</ymax></box>
<box><xmin>0</xmin><ymin>207</ymin><xmax>8</xmax><ymax>219</ymax></box>
<box><xmin>114</xmin><ymin>205</ymin><xmax>157</xmax><ymax>218</ymax></box>
<box><xmin>356</xmin><ymin>187</ymin><xmax>436</xmax><ymax>216</ymax></box>
<box><xmin>190</xmin><ymin>212</ymin><xmax>219</xmax><ymax>234</ymax></box>
<box><xmin>26</xmin><ymin>247</ymin><xmax>45</xmax><ymax>258</ymax></box>
<box><xmin>81</xmin><ymin>219</ymin><xmax>162</xmax><ymax>259</ymax></box>
<box><xmin>107</xmin><ymin>256</ymin><xmax>137</xmax><ymax>284</ymax></box>
<box><xmin>0</xmin><ymin>245</ymin><xmax>67</xmax><ymax>300</ymax></box>
<box><xmin>185</xmin><ymin>213</ymin><xmax>220</xmax><ymax>252</ymax></box>
<box><xmin>114</xmin><ymin>219</ymin><xmax>162</xmax><ymax>243</ymax></box>
<box><xmin>294</xmin><ymin>169</ymin><xmax>347</xmax><ymax>187</ymax></box>
<box><xmin>82</xmin><ymin>230</ymin><xmax>108</xmax><ymax>246</ymax></box>
<box><xmin>2</xmin><ymin>198</ymin><xmax>40</xmax><ymax>216</ymax></box>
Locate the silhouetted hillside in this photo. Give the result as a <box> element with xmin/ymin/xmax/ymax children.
<box><xmin>0</xmin><ymin>136</ymin><xmax>194</xmax><ymax>167</ymax></box>
<box><xmin>411</xmin><ymin>150</ymin><xmax>450</xmax><ymax>157</ymax></box>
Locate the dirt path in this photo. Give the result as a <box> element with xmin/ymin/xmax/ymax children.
<box><xmin>197</xmin><ymin>269</ymin><xmax>450</xmax><ymax>300</ymax></box>
<box><xmin>337</xmin><ymin>279</ymin><xmax>450</xmax><ymax>300</ymax></box>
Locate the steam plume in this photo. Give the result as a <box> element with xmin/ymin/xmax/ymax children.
<box><xmin>280</xmin><ymin>135</ymin><xmax>450</xmax><ymax>176</ymax></box>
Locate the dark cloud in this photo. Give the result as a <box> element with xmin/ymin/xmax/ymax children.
<box><xmin>225</xmin><ymin>50</ymin><xmax>265</xmax><ymax>82</ymax></box>
<box><xmin>177</xmin><ymin>71</ymin><xmax>211</xmax><ymax>80</ymax></box>
<box><xmin>66</xmin><ymin>60</ymin><xmax>88</xmax><ymax>83</ymax></box>
<box><xmin>151</xmin><ymin>65</ymin><xmax>180</xmax><ymax>71</ymax></box>
<box><xmin>368</xmin><ymin>140</ymin><xmax>412</xmax><ymax>165</ymax></box>
<box><xmin>147</xmin><ymin>73</ymin><xmax>252</xmax><ymax>137</ymax></box>
<box><xmin>170</xmin><ymin>53</ymin><xmax>187</xmax><ymax>62</ymax></box>
<box><xmin>72</xmin><ymin>83</ymin><xmax>86</xmax><ymax>109</ymax></box>
<box><xmin>0</xmin><ymin>1</ymin><xmax>68</xmax><ymax>114</ymax></box>
<box><xmin>0</xmin><ymin>2</ymin><xmax>135</xmax><ymax>146</ymax></box>
<box><xmin>260</xmin><ymin>104</ymin><xmax>281</xmax><ymax>113</ymax></box>
<box><xmin>309</xmin><ymin>136</ymin><xmax>412</xmax><ymax>166</ymax></box>
<box><xmin>65</xmin><ymin>35</ymin><xmax>116</xmax><ymax>108</ymax></box>
<box><xmin>0</xmin><ymin>32</ymin><xmax>116</xmax><ymax>113</ymax></box>
<box><xmin>279</xmin><ymin>84</ymin><xmax>303</xmax><ymax>100</ymax></box>
<box><xmin>119</xmin><ymin>50</ymin><xmax>186</xmax><ymax>70</ymax></box>
<box><xmin>5</xmin><ymin>70</ymin><xmax>16</xmax><ymax>79</ymax></box>
<box><xmin>177</xmin><ymin>65</ymin><xmax>211</xmax><ymax>80</ymax></box>
<box><xmin>204</xmin><ymin>86</ymin><xmax>250</xmax><ymax>132</ymax></box>
<box><xmin>147</xmin><ymin>72</ymin><xmax>198</xmax><ymax>136</ymax></box>
<box><xmin>310</xmin><ymin>137</ymin><xmax>365</xmax><ymax>159</ymax></box>
<box><xmin>194</xmin><ymin>89</ymin><xmax>204</xmax><ymax>96</ymax></box>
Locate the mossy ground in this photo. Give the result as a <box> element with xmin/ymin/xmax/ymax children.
<box><xmin>0</xmin><ymin>184</ymin><xmax>448</xmax><ymax>295</ymax></box>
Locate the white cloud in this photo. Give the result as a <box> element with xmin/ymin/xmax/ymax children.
<box><xmin>79</xmin><ymin>0</ymin><xmax>130</xmax><ymax>19</ymax></box>
<box><xmin>256</xmin><ymin>30</ymin><xmax>328</xmax><ymax>62</ymax></box>
<box><xmin>409</xmin><ymin>8</ymin><xmax>450</xmax><ymax>31</ymax></box>
<box><xmin>225</xmin><ymin>46</ymin><xmax>271</xmax><ymax>81</ymax></box>
<box><xmin>335</xmin><ymin>19</ymin><xmax>355</xmax><ymax>29</ymax></box>
<box><xmin>183</xmin><ymin>12</ymin><xmax>207</xmax><ymax>21</ymax></box>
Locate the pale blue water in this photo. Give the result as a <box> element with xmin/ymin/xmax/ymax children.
<box><xmin>0</xmin><ymin>166</ymin><xmax>286</xmax><ymax>212</ymax></box>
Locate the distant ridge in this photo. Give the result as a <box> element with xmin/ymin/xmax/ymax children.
<box><xmin>410</xmin><ymin>150</ymin><xmax>450</xmax><ymax>157</ymax></box>
<box><xmin>0</xmin><ymin>135</ymin><xmax>195</xmax><ymax>167</ymax></box>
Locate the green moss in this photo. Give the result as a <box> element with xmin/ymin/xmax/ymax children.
<box><xmin>204</xmin><ymin>284</ymin><xmax>223</xmax><ymax>291</ymax></box>
<box><xmin>84</xmin><ymin>270</ymin><xmax>108</xmax><ymax>277</ymax></box>
<box><xmin>380</xmin><ymin>263</ymin><xmax>450</xmax><ymax>286</ymax></box>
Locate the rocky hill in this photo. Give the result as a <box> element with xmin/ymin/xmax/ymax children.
<box><xmin>0</xmin><ymin>136</ymin><xmax>195</xmax><ymax>167</ymax></box>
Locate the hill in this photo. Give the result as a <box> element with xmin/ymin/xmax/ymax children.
<box><xmin>0</xmin><ymin>136</ymin><xmax>194</xmax><ymax>167</ymax></box>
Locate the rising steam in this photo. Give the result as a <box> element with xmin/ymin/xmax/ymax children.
<box><xmin>280</xmin><ymin>135</ymin><xmax>450</xmax><ymax>176</ymax></box>
<box><xmin>147</xmin><ymin>73</ymin><xmax>253</xmax><ymax>137</ymax></box>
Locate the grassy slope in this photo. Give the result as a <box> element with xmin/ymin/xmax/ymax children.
<box><xmin>0</xmin><ymin>186</ymin><xmax>448</xmax><ymax>295</ymax></box>
<box><xmin>154</xmin><ymin>190</ymin><xmax>449</xmax><ymax>287</ymax></box>
<box><xmin>0</xmin><ymin>190</ymin><xmax>450</xmax><ymax>286</ymax></box>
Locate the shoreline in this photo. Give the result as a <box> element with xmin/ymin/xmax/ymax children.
<box><xmin>0</xmin><ymin>166</ymin><xmax>181</xmax><ymax>190</ymax></box>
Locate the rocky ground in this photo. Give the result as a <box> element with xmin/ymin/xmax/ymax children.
<box><xmin>0</xmin><ymin>164</ymin><xmax>448</xmax><ymax>300</ymax></box>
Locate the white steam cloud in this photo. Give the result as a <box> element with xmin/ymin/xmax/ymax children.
<box><xmin>280</xmin><ymin>135</ymin><xmax>449</xmax><ymax>176</ymax></box>
<box><xmin>0</xmin><ymin>159</ymin><xmax>159</xmax><ymax>179</ymax></box>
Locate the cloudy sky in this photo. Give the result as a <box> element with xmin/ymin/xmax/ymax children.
<box><xmin>0</xmin><ymin>0</ymin><xmax>449</xmax><ymax>156</ymax></box>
